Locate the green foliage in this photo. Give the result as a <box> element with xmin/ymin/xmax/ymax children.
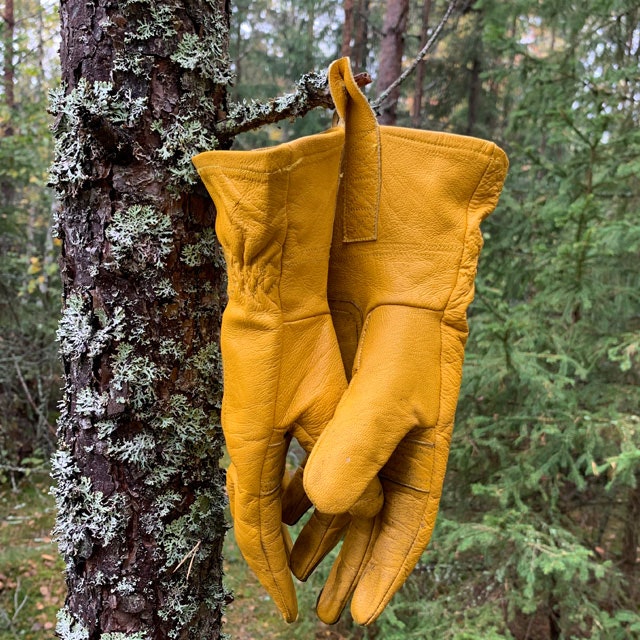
<box><xmin>0</xmin><ymin>0</ymin><xmax>60</xmax><ymax>483</ymax></box>
<box><xmin>407</xmin><ymin>1</ymin><xmax>640</xmax><ymax>637</ymax></box>
<box><xmin>0</xmin><ymin>475</ymin><xmax>65</xmax><ymax>639</ymax></box>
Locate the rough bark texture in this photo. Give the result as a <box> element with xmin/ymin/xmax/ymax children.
<box><xmin>51</xmin><ymin>1</ymin><xmax>232</xmax><ymax>637</ymax></box>
<box><xmin>377</xmin><ymin>0</ymin><xmax>409</xmax><ymax>125</ymax></box>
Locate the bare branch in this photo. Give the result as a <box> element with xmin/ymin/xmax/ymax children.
<box><xmin>216</xmin><ymin>72</ymin><xmax>373</xmax><ymax>139</ymax></box>
<box><xmin>372</xmin><ymin>0</ymin><xmax>457</xmax><ymax>111</ymax></box>
<box><xmin>12</xmin><ymin>356</ymin><xmax>56</xmax><ymax>436</ymax></box>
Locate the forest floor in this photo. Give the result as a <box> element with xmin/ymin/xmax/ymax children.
<box><xmin>0</xmin><ymin>474</ymin><xmax>356</xmax><ymax>639</ymax></box>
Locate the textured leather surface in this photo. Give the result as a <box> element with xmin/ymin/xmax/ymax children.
<box><xmin>192</xmin><ymin>130</ymin><xmax>351</xmax><ymax>622</ymax></box>
<box><xmin>296</xmin><ymin>58</ymin><xmax>509</xmax><ymax>625</ymax></box>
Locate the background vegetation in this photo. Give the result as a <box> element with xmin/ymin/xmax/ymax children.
<box><xmin>1</xmin><ymin>0</ymin><xmax>638</xmax><ymax>637</ymax></box>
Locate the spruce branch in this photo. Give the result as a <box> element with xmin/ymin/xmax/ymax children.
<box><xmin>372</xmin><ymin>0</ymin><xmax>457</xmax><ymax>111</ymax></box>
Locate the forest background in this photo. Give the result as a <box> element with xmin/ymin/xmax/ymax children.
<box><xmin>0</xmin><ymin>0</ymin><xmax>639</xmax><ymax>638</ymax></box>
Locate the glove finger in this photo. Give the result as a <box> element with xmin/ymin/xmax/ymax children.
<box><xmin>226</xmin><ymin>462</ymin><xmax>237</xmax><ymax>521</ymax></box>
<box><xmin>230</xmin><ymin>435</ymin><xmax>298</xmax><ymax>623</ymax></box>
<box><xmin>289</xmin><ymin>510</ymin><xmax>350</xmax><ymax>581</ymax></box>
<box><xmin>281</xmin><ymin>465</ymin><xmax>313</xmax><ymax>526</ymax></box>
<box><xmin>289</xmin><ymin>332</ymin><xmax>384</xmax><ymax>520</ymax></box>
<box><xmin>350</xmin><ymin>432</ymin><xmax>443</xmax><ymax>625</ymax></box>
<box><xmin>305</xmin><ymin>306</ymin><xmax>443</xmax><ymax>515</ymax></box>
<box><xmin>316</xmin><ymin>514</ymin><xmax>381</xmax><ymax>625</ymax></box>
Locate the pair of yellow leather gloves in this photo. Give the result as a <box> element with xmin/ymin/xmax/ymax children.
<box><xmin>192</xmin><ymin>58</ymin><xmax>509</xmax><ymax>625</ymax></box>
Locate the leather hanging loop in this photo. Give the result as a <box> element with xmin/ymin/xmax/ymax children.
<box><xmin>328</xmin><ymin>57</ymin><xmax>381</xmax><ymax>243</ymax></box>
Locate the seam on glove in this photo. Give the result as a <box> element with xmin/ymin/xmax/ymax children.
<box><xmin>361</xmin><ymin>456</ymin><xmax>439</xmax><ymax>625</ymax></box>
<box><xmin>253</xmin><ymin>172</ymin><xmax>290</xmax><ymax>621</ymax></box>
<box><xmin>297</xmin><ymin>513</ymin><xmax>346</xmax><ymax>578</ymax></box>
<box><xmin>443</xmin><ymin>145</ymin><xmax>505</xmax><ymax>331</ymax></box>
<box><xmin>377</xmin><ymin>474</ymin><xmax>430</xmax><ymax>494</ymax></box>
<box><xmin>403</xmin><ymin>436</ymin><xmax>435</xmax><ymax>447</ymax></box>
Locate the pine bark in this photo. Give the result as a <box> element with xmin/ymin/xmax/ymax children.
<box><xmin>52</xmin><ymin>1</ymin><xmax>230</xmax><ymax>637</ymax></box>
<box><xmin>377</xmin><ymin>0</ymin><xmax>409</xmax><ymax>125</ymax></box>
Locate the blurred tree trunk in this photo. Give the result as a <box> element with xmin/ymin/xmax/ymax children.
<box><xmin>377</xmin><ymin>0</ymin><xmax>409</xmax><ymax>124</ymax></box>
<box><xmin>411</xmin><ymin>0</ymin><xmax>432</xmax><ymax>127</ymax></box>
<box><xmin>352</xmin><ymin>0</ymin><xmax>370</xmax><ymax>71</ymax></box>
<box><xmin>2</xmin><ymin>0</ymin><xmax>15</xmax><ymax>205</ymax></box>
<box><xmin>466</xmin><ymin>11</ymin><xmax>482</xmax><ymax>135</ymax></box>
<box><xmin>52</xmin><ymin>0</ymin><xmax>230</xmax><ymax>637</ymax></box>
<box><xmin>2</xmin><ymin>0</ymin><xmax>14</xmax><ymax>113</ymax></box>
<box><xmin>341</xmin><ymin>0</ymin><xmax>355</xmax><ymax>56</ymax></box>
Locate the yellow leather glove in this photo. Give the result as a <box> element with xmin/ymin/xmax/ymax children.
<box><xmin>192</xmin><ymin>127</ymin><xmax>382</xmax><ymax>622</ymax></box>
<box><xmin>293</xmin><ymin>57</ymin><xmax>509</xmax><ymax>625</ymax></box>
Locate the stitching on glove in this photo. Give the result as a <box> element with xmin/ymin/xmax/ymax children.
<box><xmin>378</xmin><ymin>474</ymin><xmax>430</xmax><ymax>494</ymax></box>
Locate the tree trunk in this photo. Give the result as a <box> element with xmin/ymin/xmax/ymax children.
<box><xmin>377</xmin><ymin>0</ymin><xmax>409</xmax><ymax>125</ymax></box>
<box><xmin>467</xmin><ymin>55</ymin><xmax>481</xmax><ymax>135</ymax></box>
<box><xmin>2</xmin><ymin>0</ymin><xmax>14</xmax><ymax>114</ymax></box>
<box><xmin>621</xmin><ymin>473</ymin><xmax>640</xmax><ymax>602</ymax></box>
<box><xmin>2</xmin><ymin>0</ymin><xmax>15</xmax><ymax>206</ymax></box>
<box><xmin>466</xmin><ymin>11</ymin><xmax>483</xmax><ymax>136</ymax></box>
<box><xmin>51</xmin><ymin>1</ymin><xmax>231</xmax><ymax>637</ymax></box>
<box><xmin>352</xmin><ymin>0</ymin><xmax>370</xmax><ymax>71</ymax></box>
<box><xmin>411</xmin><ymin>0</ymin><xmax>432</xmax><ymax>127</ymax></box>
<box><xmin>341</xmin><ymin>0</ymin><xmax>355</xmax><ymax>57</ymax></box>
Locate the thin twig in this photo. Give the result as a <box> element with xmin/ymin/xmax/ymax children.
<box><xmin>372</xmin><ymin>0</ymin><xmax>458</xmax><ymax>110</ymax></box>
<box><xmin>186</xmin><ymin>539</ymin><xmax>201</xmax><ymax>581</ymax></box>
<box><xmin>172</xmin><ymin>539</ymin><xmax>202</xmax><ymax>580</ymax></box>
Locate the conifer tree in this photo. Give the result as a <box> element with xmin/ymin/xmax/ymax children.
<box><xmin>51</xmin><ymin>1</ymin><xmax>231</xmax><ymax>636</ymax></box>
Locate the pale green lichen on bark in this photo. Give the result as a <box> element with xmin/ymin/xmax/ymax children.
<box><xmin>156</xmin><ymin>489</ymin><xmax>227</xmax><ymax>637</ymax></box>
<box><xmin>124</xmin><ymin>1</ymin><xmax>177</xmax><ymax>41</ymax></box>
<box><xmin>57</xmin><ymin>293</ymin><xmax>126</xmax><ymax>359</ymax></box>
<box><xmin>49</xmin><ymin>80</ymin><xmax>147</xmax><ymax>194</ymax></box>
<box><xmin>113</xmin><ymin>52</ymin><xmax>149</xmax><ymax>78</ymax></box>
<box><xmin>112</xmin><ymin>343</ymin><xmax>164</xmax><ymax>412</ymax></box>
<box><xmin>75</xmin><ymin>387</ymin><xmax>109</xmax><ymax>418</ymax></box>
<box><xmin>171</xmin><ymin>32</ymin><xmax>228</xmax><ymax>79</ymax></box>
<box><xmin>106</xmin><ymin>205</ymin><xmax>173</xmax><ymax>270</ymax></box>
<box><xmin>151</xmin><ymin>117</ymin><xmax>220</xmax><ymax>186</ymax></box>
<box><xmin>218</xmin><ymin>70</ymin><xmax>331</xmax><ymax>137</ymax></box>
<box><xmin>57</xmin><ymin>293</ymin><xmax>93</xmax><ymax>359</ymax></box>
<box><xmin>51</xmin><ymin>446</ymin><xmax>128</xmax><ymax>559</ymax></box>
<box><xmin>113</xmin><ymin>577</ymin><xmax>138</xmax><ymax>595</ymax></box>
<box><xmin>108</xmin><ymin>433</ymin><xmax>157</xmax><ymax>469</ymax></box>
<box><xmin>181</xmin><ymin>228</ymin><xmax>224</xmax><ymax>268</ymax></box>
<box><xmin>159</xmin><ymin>337</ymin><xmax>186</xmax><ymax>360</ymax></box>
<box><xmin>154</xmin><ymin>277</ymin><xmax>178</xmax><ymax>300</ymax></box>
<box><xmin>56</xmin><ymin>608</ymin><xmax>90</xmax><ymax>640</ymax></box>
<box><xmin>187</xmin><ymin>342</ymin><xmax>223</xmax><ymax>408</ymax></box>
